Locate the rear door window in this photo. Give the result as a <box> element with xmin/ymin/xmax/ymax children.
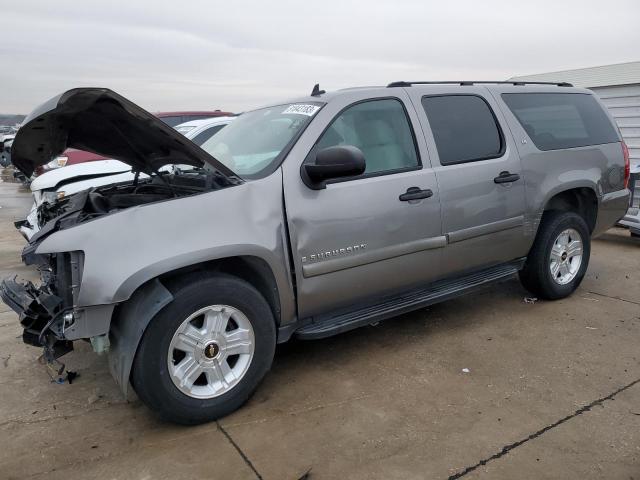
<box><xmin>422</xmin><ymin>95</ymin><xmax>504</xmax><ymax>165</ymax></box>
<box><xmin>501</xmin><ymin>93</ymin><xmax>619</xmax><ymax>151</ymax></box>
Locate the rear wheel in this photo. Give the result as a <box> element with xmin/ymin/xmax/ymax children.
<box><xmin>519</xmin><ymin>211</ymin><xmax>590</xmax><ymax>299</ymax></box>
<box><xmin>131</xmin><ymin>273</ymin><xmax>276</xmax><ymax>425</ymax></box>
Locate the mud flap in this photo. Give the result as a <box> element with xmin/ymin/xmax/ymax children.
<box><xmin>108</xmin><ymin>278</ymin><xmax>173</xmax><ymax>397</ymax></box>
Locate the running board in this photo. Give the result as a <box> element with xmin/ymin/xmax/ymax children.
<box><xmin>295</xmin><ymin>259</ymin><xmax>525</xmax><ymax>340</ymax></box>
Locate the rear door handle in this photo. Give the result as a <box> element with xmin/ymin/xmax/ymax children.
<box><xmin>399</xmin><ymin>187</ymin><xmax>433</xmax><ymax>201</ymax></box>
<box><xmin>494</xmin><ymin>171</ymin><xmax>520</xmax><ymax>184</ymax></box>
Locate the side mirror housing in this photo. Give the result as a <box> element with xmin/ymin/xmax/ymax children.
<box><xmin>303</xmin><ymin>145</ymin><xmax>366</xmax><ymax>188</ymax></box>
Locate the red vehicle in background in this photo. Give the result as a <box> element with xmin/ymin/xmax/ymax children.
<box><xmin>35</xmin><ymin>110</ymin><xmax>234</xmax><ymax>175</ymax></box>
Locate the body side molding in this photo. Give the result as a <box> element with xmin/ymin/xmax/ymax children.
<box><xmin>447</xmin><ymin>215</ymin><xmax>525</xmax><ymax>244</ymax></box>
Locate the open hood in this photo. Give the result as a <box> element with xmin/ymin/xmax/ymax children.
<box><xmin>12</xmin><ymin>88</ymin><xmax>238</xmax><ymax>178</ymax></box>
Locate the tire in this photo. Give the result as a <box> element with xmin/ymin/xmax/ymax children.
<box><xmin>131</xmin><ymin>273</ymin><xmax>276</xmax><ymax>425</ymax></box>
<box><xmin>632</xmin><ymin>232</ymin><xmax>640</xmax><ymax>239</ymax></box>
<box><xmin>519</xmin><ymin>211</ymin><xmax>591</xmax><ymax>300</ymax></box>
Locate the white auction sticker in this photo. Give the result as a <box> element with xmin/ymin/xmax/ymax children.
<box><xmin>282</xmin><ymin>104</ymin><xmax>320</xmax><ymax>116</ymax></box>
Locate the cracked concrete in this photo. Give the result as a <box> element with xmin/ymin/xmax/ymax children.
<box><xmin>449</xmin><ymin>378</ymin><xmax>640</xmax><ymax>479</ymax></box>
<box><xmin>0</xmin><ymin>180</ymin><xmax>638</xmax><ymax>479</ymax></box>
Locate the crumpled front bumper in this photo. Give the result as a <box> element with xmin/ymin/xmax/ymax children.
<box><xmin>0</xmin><ymin>278</ymin><xmax>64</xmax><ymax>346</ymax></box>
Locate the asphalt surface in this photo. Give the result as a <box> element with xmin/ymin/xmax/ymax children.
<box><xmin>0</xmin><ymin>179</ymin><xmax>639</xmax><ymax>479</ymax></box>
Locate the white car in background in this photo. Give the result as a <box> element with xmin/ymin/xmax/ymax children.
<box><xmin>17</xmin><ymin>116</ymin><xmax>234</xmax><ymax>240</ymax></box>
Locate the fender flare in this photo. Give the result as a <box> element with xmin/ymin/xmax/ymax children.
<box><xmin>108</xmin><ymin>278</ymin><xmax>173</xmax><ymax>396</ymax></box>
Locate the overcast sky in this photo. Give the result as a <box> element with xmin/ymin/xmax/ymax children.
<box><xmin>0</xmin><ymin>0</ymin><xmax>638</xmax><ymax>114</ymax></box>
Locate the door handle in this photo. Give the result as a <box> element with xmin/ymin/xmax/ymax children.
<box><xmin>399</xmin><ymin>187</ymin><xmax>433</xmax><ymax>201</ymax></box>
<box><xmin>494</xmin><ymin>171</ymin><xmax>520</xmax><ymax>184</ymax></box>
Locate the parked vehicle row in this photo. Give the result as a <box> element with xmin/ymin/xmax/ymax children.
<box><xmin>0</xmin><ymin>132</ymin><xmax>15</xmax><ymax>164</ymax></box>
<box><xmin>0</xmin><ymin>138</ymin><xmax>12</xmax><ymax>167</ymax></box>
<box><xmin>0</xmin><ymin>83</ymin><xmax>631</xmax><ymax>425</ymax></box>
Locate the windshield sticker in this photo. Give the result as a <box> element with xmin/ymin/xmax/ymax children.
<box><xmin>282</xmin><ymin>104</ymin><xmax>320</xmax><ymax>116</ymax></box>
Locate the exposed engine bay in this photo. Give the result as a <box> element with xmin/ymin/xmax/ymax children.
<box><xmin>32</xmin><ymin>168</ymin><xmax>236</xmax><ymax>245</ymax></box>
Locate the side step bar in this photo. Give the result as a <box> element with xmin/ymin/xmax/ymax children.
<box><xmin>295</xmin><ymin>259</ymin><xmax>525</xmax><ymax>340</ymax></box>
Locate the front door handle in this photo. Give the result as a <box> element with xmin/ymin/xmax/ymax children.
<box><xmin>494</xmin><ymin>171</ymin><xmax>520</xmax><ymax>184</ymax></box>
<box><xmin>399</xmin><ymin>187</ymin><xmax>433</xmax><ymax>201</ymax></box>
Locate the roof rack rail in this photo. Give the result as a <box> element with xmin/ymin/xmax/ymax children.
<box><xmin>387</xmin><ymin>80</ymin><xmax>573</xmax><ymax>88</ymax></box>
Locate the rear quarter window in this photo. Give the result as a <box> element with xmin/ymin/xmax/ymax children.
<box><xmin>501</xmin><ymin>93</ymin><xmax>619</xmax><ymax>151</ymax></box>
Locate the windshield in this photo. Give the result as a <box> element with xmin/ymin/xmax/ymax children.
<box><xmin>200</xmin><ymin>103</ymin><xmax>322</xmax><ymax>178</ymax></box>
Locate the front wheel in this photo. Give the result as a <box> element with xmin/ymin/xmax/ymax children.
<box><xmin>131</xmin><ymin>273</ymin><xmax>276</xmax><ymax>425</ymax></box>
<box><xmin>519</xmin><ymin>211</ymin><xmax>591</xmax><ymax>300</ymax></box>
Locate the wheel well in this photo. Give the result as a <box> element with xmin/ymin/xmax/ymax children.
<box><xmin>543</xmin><ymin>188</ymin><xmax>598</xmax><ymax>233</ymax></box>
<box><xmin>158</xmin><ymin>256</ymin><xmax>282</xmax><ymax>325</ymax></box>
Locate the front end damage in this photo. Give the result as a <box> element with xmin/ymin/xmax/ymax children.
<box><xmin>0</xmin><ymin>251</ymin><xmax>83</xmax><ymax>381</ymax></box>
<box><xmin>2</xmin><ymin>87</ymin><xmax>247</xmax><ymax>392</ymax></box>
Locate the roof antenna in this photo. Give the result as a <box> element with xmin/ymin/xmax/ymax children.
<box><xmin>311</xmin><ymin>83</ymin><xmax>325</xmax><ymax>97</ymax></box>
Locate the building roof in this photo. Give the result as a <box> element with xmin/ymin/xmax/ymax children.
<box><xmin>509</xmin><ymin>61</ymin><xmax>640</xmax><ymax>88</ymax></box>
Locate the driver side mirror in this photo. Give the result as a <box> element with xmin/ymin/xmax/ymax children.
<box><xmin>303</xmin><ymin>145</ymin><xmax>366</xmax><ymax>188</ymax></box>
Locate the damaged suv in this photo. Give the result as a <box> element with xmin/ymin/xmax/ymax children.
<box><xmin>1</xmin><ymin>84</ymin><xmax>630</xmax><ymax>424</ymax></box>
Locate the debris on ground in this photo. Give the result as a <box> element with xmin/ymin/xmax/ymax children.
<box><xmin>523</xmin><ymin>297</ymin><xmax>538</xmax><ymax>304</ymax></box>
<box><xmin>462</xmin><ymin>368</ymin><xmax>470</xmax><ymax>374</ymax></box>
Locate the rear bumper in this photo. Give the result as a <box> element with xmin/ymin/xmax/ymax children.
<box><xmin>593</xmin><ymin>189</ymin><xmax>630</xmax><ymax>237</ymax></box>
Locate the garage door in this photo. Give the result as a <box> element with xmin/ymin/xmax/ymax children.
<box><xmin>592</xmin><ymin>84</ymin><xmax>640</xmax><ymax>166</ymax></box>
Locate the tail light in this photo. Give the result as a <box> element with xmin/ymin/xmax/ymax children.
<box><xmin>622</xmin><ymin>141</ymin><xmax>630</xmax><ymax>189</ymax></box>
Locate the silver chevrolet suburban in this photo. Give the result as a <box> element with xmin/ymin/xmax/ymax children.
<box><xmin>1</xmin><ymin>83</ymin><xmax>630</xmax><ymax>424</ymax></box>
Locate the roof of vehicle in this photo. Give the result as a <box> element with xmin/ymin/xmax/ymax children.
<box><xmin>278</xmin><ymin>81</ymin><xmax>593</xmax><ymax>107</ymax></box>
